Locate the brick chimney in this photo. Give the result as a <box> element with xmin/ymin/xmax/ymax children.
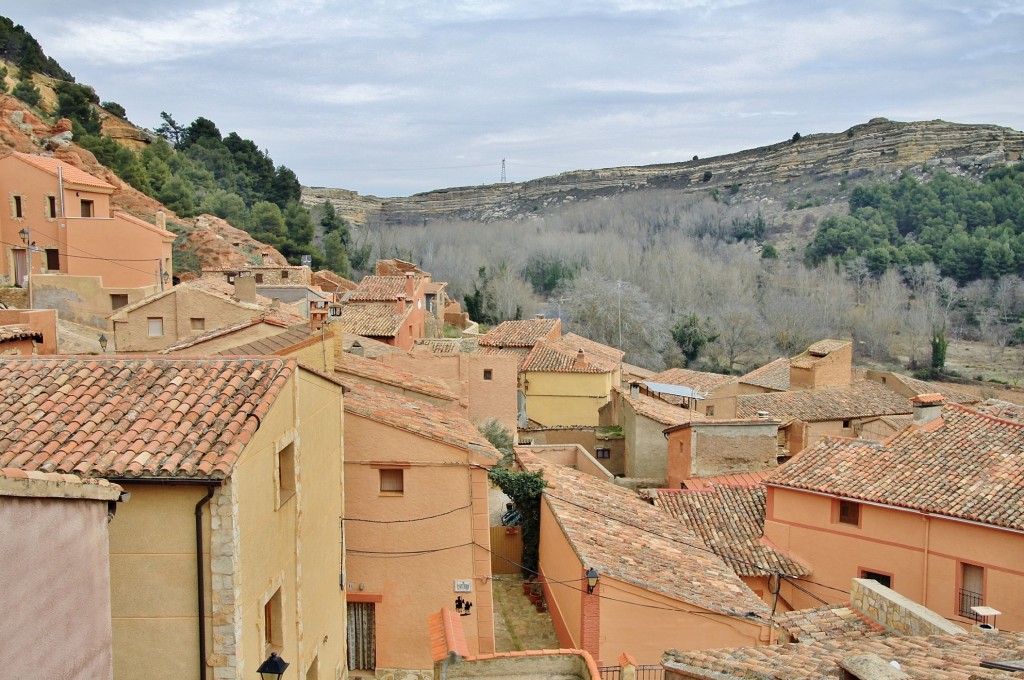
<box><xmin>911</xmin><ymin>393</ymin><xmax>945</xmax><ymax>426</ymax></box>
<box><xmin>234</xmin><ymin>274</ymin><xmax>257</xmax><ymax>304</ymax></box>
<box><xmin>405</xmin><ymin>272</ymin><xmax>415</xmax><ymax>300</ymax></box>
<box><xmin>396</xmin><ymin>294</ymin><xmax>406</xmax><ymax>313</ymax></box>
<box><xmin>574</xmin><ymin>348</ymin><xmax>588</xmax><ymax>369</ymax></box>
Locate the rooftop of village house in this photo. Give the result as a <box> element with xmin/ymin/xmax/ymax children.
<box><xmin>774</xmin><ymin>603</ymin><xmax>889</xmax><ymax>643</ymax></box>
<box><xmin>735</xmin><ymin>379</ymin><xmax>916</xmax><ymax>422</ymax></box>
<box><xmin>346</xmin><ymin>274</ymin><xmax>424</xmax><ymax>302</ymax></box>
<box><xmin>477</xmin><ymin>317</ymin><xmax>562</xmax><ymax>348</ymax></box>
<box><xmin>5</xmin><ymin>150</ymin><xmax>115</xmax><ymax>189</ymax></box>
<box><xmin>335</xmin><ymin>352</ymin><xmax>458</xmax><ymax>402</ymax></box>
<box><xmin>337</xmin><ymin>302</ymin><xmax>410</xmax><ymax>338</ymax></box>
<box><xmin>520</xmin><ymin>333</ymin><xmax>623</xmax><ymax>374</ymax></box>
<box><xmin>618</xmin><ymin>387</ymin><xmax>706</xmax><ymax>427</ymax></box>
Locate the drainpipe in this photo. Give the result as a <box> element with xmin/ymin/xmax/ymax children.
<box><xmin>196</xmin><ymin>485</ymin><xmax>216</xmax><ymax>680</ymax></box>
<box><xmin>921</xmin><ymin>513</ymin><xmax>931</xmax><ymax>608</ymax></box>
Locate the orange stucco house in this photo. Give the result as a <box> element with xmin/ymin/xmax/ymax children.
<box><xmin>763</xmin><ymin>395</ymin><xmax>1024</xmax><ymax>632</ymax></box>
<box><xmin>342</xmin><ymin>381</ymin><xmax>501</xmax><ymax>677</ymax></box>
<box><xmin>0</xmin><ymin>152</ymin><xmax>174</xmax><ymax>291</ymax></box>
<box><xmin>342</xmin><ymin>273</ymin><xmax>429</xmax><ymax>350</ymax></box>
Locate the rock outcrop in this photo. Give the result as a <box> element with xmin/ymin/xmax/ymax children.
<box><xmin>303</xmin><ymin>118</ymin><xmax>1024</xmax><ymax>227</ymax></box>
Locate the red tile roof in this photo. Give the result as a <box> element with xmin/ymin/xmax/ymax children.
<box><xmin>478</xmin><ymin>318</ymin><xmax>561</xmax><ymax>348</ymax></box>
<box><xmin>680</xmin><ymin>471</ymin><xmax>774</xmax><ymax>490</ymax></box>
<box><xmin>347</xmin><ymin>275</ymin><xmax>419</xmax><ymax>302</ymax></box>
<box><xmin>0</xmin><ymin>357</ymin><xmax>293</xmax><ymax>480</ymax></box>
<box><xmin>0</xmin><ymin>324</ymin><xmax>42</xmax><ymax>343</ymax></box>
<box><xmin>7</xmin><ymin>152</ymin><xmax>115</xmax><ymax>190</ymax></box>
<box><xmin>775</xmin><ymin>603</ymin><xmax>888</xmax><ymax>642</ymax></box>
<box><xmin>519</xmin><ymin>452</ymin><xmax>770</xmax><ymax>618</ymax></box>
<box><xmin>664</xmin><ymin>630</ymin><xmax>1024</xmax><ymax>679</ymax></box>
<box><xmin>313</xmin><ymin>270</ymin><xmax>358</xmax><ymax>292</ymax></box>
<box><xmin>736</xmin><ymin>380</ymin><xmax>913</xmax><ymax>422</ymax></box>
<box><xmin>768</xmin><ymin>403</ymin><xmax>1024</xmax><ymax>531</ymax></box>
<box><xmin>338</xmin><ymin>303</ymin><xmax>408</xmax><ymax>338</ymax></box>
<box><xmin>521</xmin><ymin>334</ymin><xmax>623</xmax><ymax>374</ymax></box>
<box><xmin>621</xmin><ymin>389</ymin><xmax>704</xmax><ymax>426</ymax></box>
<box><xmin>738</xmin><ymin>357</ymin><xmax>791</xmax><ymax>391</ymax></box>
<box><xmin>882</xmin><ymin>372</ymin><xmax>980</xmax><ymax>404</ymax></box>
<box><xmin>343</xmin><ymin>381</ymin><xmax>500</xmax><ymax>462</ymax></box>
<box><xmin>972</xmin><ymin>398</ymin><xmax>1024</xmax><ymax>423</ymax></box>
<box><xmin>649</xmin><ymin>367</ymin><xmax>734</xmax><ymax>394</ymax></box>
<box><xmin>651</xmin><ymin>485</ymin><xmax>810</xmax><ymax>577</ymax></box>
<box><xmin>335</xmin><ymin>352</ymin><xmax>457</xmax><ymax>402</ymax></box>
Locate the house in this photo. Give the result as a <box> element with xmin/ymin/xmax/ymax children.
<box><xmin>649</xmin><ymin>481</ymin><xmax>809</xmax><ymax>607</ymax></box>
<box><xmin>477</xmin><ymin>317</ymin><xmax>562</xmax><ymax>356</ymax></box>
<box><xmin>662</xmin><ymin>418</ymin><xmax>782</xmax><ymax>487</ymax></box>
<box><xmin>0</xmin><ymin>307</ymin><xmax>57</xmax><ymax>354</ymax></box>
<box><xmin>374</xmin><ymin>258</ymin><xmax>450</xmax><ymax>327</ymax></box>
<box><xmin>336</xmin><ymin>350</ymin><xmax>461</xmax><ymax>409</ymax></box>
<box><xmin>162</xmin><ymin>318</ymin><xmax>335</xmax><ymax>369</ymax></box>
<box><xmin>312</xmin><ymin>269</ymin><xmax>358</xmax><ymax>297</ymax></box>
<box><xmin>342</xmin><ymin>272</ymin><xmax>429</xmax><ymax>349</ymax></box>
<box><xmin>0</xmin><ymin>356</ymin><xmax>347</xmax><ymax>680</ymax></box>
<box><xmin>0</xmin><ymin>469</ymin><xmax>124</xmax><ymax>680</ymax></box>
<box><xmin>110</xmin><ymin>275</ymin><xmax>303</xmax><ymax>352</ymax></box>
<box><xmin>762</xmin><ymin>396</ymin><xmax>1024</xmax><ymax>631</ymax></box>
<box><xmin>0</xmin><ymin>152</ymin><xmax>174</xmax><ymax>292</ymax></box>
<box><xmin>519</xmin><ymin>452</ymin><xmax>770</xmax><ymax>665</ymax></box>
<box><xmin>202</xmin><ymin>264</ymin><xmax>312</xmax><ymax>287</ymax></box>
<box><xmin>342</xmin><ymin>380</ymin><xmax>500</xmax><ymax>675</ymax></box>
<box><xmin>663</xmin><ymin>578</ymin><xmax>1024</xmax><ymax>679</ymax></box>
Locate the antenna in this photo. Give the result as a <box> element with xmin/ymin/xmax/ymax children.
<box><xmin>501</xmin><ymin>159</ymin><xmax>506</xmax><ymax>184</ymax></box>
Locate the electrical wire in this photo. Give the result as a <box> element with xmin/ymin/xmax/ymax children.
<box><xmin>780</xmin><ymin>575</ymin><xmax>830</xmax><ymax>606</ymax></box>
<box><xmin>342</xmin><ymin>502</ymin><xmax>471</xmax><ymax>523</ymax></box>
<box><xmin>346</xmin><ymin>540</ymin><xmax>474</xmax><ymax>557</ymax></box>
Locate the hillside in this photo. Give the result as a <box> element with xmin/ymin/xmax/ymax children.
<box><xmin>303</xmin><ymin>118</ymin><xmax>1024</xmax><ymax>229</ymax></box>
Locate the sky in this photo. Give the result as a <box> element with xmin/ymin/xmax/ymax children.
<box><xmin>9</xmin><ymin>1</ymin><xmax>1024</xmax><ymax>197</ymax></box>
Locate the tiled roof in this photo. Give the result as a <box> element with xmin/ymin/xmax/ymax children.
<box><xmin>649</xmin><ymin>367</ymin><xmax>734</xmax><ymax>394</ymax></box>
<box><xmin>736</xmin><ymin>380</ymin><xmax>912</xmax><ymax>422</ymax></box>
<box><xmin>883</xmin><ymin>373</ymin><xmax>981</xmax><ymax>404</ymax></box>
<box><xmin>122</xmin><ymin>278</ymin><xmax>305</xmax><ymax>326</ymax></box>
<box><xmin>775</xmin><ymin>604</ymin><xmax>888</xmax><ymax>642</ymax></box>
<box><xmin>343</xmin><ymin>381</ymin><xmax>500</xmax><ymax>462</ymax></box>
<box><xmin>347</xmin><ymin>275</ymin><xmax>418</xmax><ymax>302</ymax></box>
<box><xmin>806</xmin><ymin>339</ymin><xmax>849</xmax><ymax>356</ymax></box>
<box><xmin>0</xmin><ymin>357</ymin><xmax>292</xmax><ymax>480</ymax></box>
<box><xmin>739</xmin><ymin>358</ymin><xmax>791</xmax><ymax>391</ymax></box>
<box><xmin>313</xmin><ymin>270</ymin><xmax>358</xmax><ymax>292</ymax></box>
<box><xmin>7</xmin><ymin>152</ymin><xmax>115</xmax><ymax>190</ymax></box>
<box><xmin>663</xmin><ymin>631</ymin><xmax>1024</xmax><ymax>679</ymax></box>
<box><xmin>343</xmin><ymin>333</ymin><xmax>402</xmax><ymax>358</ymax></box>
<box><xmin>521</xmin><ymin>334</ymin><xmax>623</xmax><ymax>374</ymax></box>
<box><xmin>651</xmin><ymin>486</ymin><xmax>810</xmax><ymax>577</ymax></box>
<box><xmin>159</xmin><ymin>317</ymin><xmax>288</xmax><ymax>353</ymax></box>
<box><xmin>519</xmin><ymin>453</ymin><xmax>770</xmax><ymax>618</ymax></box>
<box><xmin>335</xmin><ymin>353</ymin><xmax>457</xmax><ymax>402</ymax></box>
<box><xmin>213</xmin><ymin>326</ymin><xmax>324</xmax><ymax>357</ymax></box>
<box><xmin>621</xmin><ymin>362</ymin><xmax>656</xmax><ymax>382</ymax></box>
<box><xmin>414</xmin><ymin>339</ymin><xmax>463</xmax><ymax>354</ymax></box>
<box><xmin>338</xmin><ymin>303</ymin><xmax>407</xmax><ymax>338</ymax></box>
<box><xmin>767</xmin><ymin>403</ymin><xmax>1024</xmax><ymax>531</ymax></box>
<box><xmin>621</xmin><ymin>389</ymin><xmax>704</xmax><ymax>426</ymax></box>
<box><xmin>0</xmin><ymin>324</ymin><xmax>42</xmax><ymax>342</ymax></box>
<box><xmin>972</xmin><ymin>398</ymin><xmax>1024</xmax><ymax>423</ymax></box>
<box><xmin>681</xmin><ymin>471</ymin><xmax>774</xmax><ymax>490</ymax></box>
<box><xmin>0</xmin><ymin>468</ymin><xmax>123</xmax><ymax>501</ymax></box>
<box><xmin>478</xmin><ymin>318</ymin><xmax>560</xmax><ymax>348</ymax></box>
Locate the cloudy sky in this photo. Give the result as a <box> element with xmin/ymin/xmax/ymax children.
<box><xmin>10</xmin><ymin>1</ymin><xmax>1024</xmax><ymax>197</ymax></box>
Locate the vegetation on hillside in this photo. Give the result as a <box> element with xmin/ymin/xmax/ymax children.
<box><xmin>0</xmin><ymin>17</ymin><xmax>71</xmax><ymax>79</ymax></box>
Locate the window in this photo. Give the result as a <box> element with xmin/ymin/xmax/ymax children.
<box><xmin>80</xmin><ymin>199</ymin><xmax>94</xmax><ymax>217</ymax></box>
<box><xmin>379</xmin><ymin>468</ymin><xmax>404</xmax><ymax>494</ymax></box>
<box><xmin>45</xmin><ymin>249</ymin><xmax>59</xmax><ymax>271</ymax></box>
<box><xmin>46</xmin><ymin>195</ymin><xmax>57</xmax><ymax>218</ymax></box>
<box><xmin>264</xmin><ymin>588</ymin><xmax>283</xmax><ymax>652</ymax></box>
<box><xmin>483</xmin><ymin>369</ymin><xmax>493</xmax><ymax>381</ymax></box>
<box><xmin>110</xmin><ymin>294</ymin><xmax>129</xmax><ymax>311</ymax></box>
<box><xmin>706</xmin><ymin>405</ymin><xmax>715</xmax><ymax>416</ymax></box>
<box><xmin>959</xmin><ymin>563</ymin><xmax>985</xmax><ymax>619</ymax></box>
<box><xmin>255</xmin><ymin>273</ymin><xmax>264</xmax><ymax>284</ymax></box>
<box><xmin>147</xmin><ymin>317</ymin><xmax>164</xmax><ymax>337</ymax></box>
<box><xmin>12</xmin><ymin>194</ymin><xmax>23</xmax><ymax>218</ymax></box>
<box><xmin>190</xmin><ymin>317</ymin><xmax>205</xmax><ymax>331</ymax></box>
<box><xmin>838</xmin><ymin>499</ymin><xmax>860</xmax><ymax>525</ymax></box>
<box><xmin>842</xmin><ymin>419</ymin><xmax>851</xmax><ymax>428</ymax></box>
<box><xmin>281</xmin><ymin>270</ymin><xmax>290</xmax><ymax>280</ymax></box>
<box><xmin>595</xmin><ymin>447</ymin><xmax>611</xmax><ymax>459</ymax></box>
<box><xmin>277</xmin><ymin>443</ymin><xmax>296</xmax><ymax>506</ymax></box>
<box><xmin>860</xmin><ymin>570</ymin><xmax>891</xmax><ymax>588</ymax></box>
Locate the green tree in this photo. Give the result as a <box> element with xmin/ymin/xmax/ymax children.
<box><xmin>55</xmin><ymin>82</ymin><xmax>101</xmax><ymax>135</ymax></box>
<box><xmin>11</xmin><ymin>80</ymin><xmax>40</xmax><ymax>107</ymax></box>
<box><xmin>248</xmin><ymin>200</ymin><xmax>287</xmax><ymax>246</ymax></box>
<box><xmin>478</xmin><ymin>419</ymin><xmax>514</xmax><ymax>462</ymax></box>
<box><xmin>487</xmin><ymin>466</ymin><xmax>546</xmax><ymax>575</ymax></box>
<box><xmin>158</xmin><ymin>176</ymin><xmax>198</xmax><ymax>217</ymax></box>
<box><xmin>153</xmin><ymin>111</ymin><xmax>185</xmax><ymax>147</ymax></box>
<box><xmin>671</xmin><ymin>314</ymin><xmax>719</xmax><ymax>366</ymax></box>
<box><xmin>199</xmin><ymin>189</ymin><xmax>248</xmax><ymax>226</ymax></box>
<box><xmin>0</xmin><ymin>66</ymin><xmax>7</xmax><ymax>94</ymax></box>
<box><xmin>101</xmin><ymin>101</ymin><xmax>127</xmax><ymax>119</ymax></box>
<box><xmin>269</xmin><ymin>166</ymin><xmax>301</xmax><ymax>207</ymax></box>
<box><xmin>323</xmin><ymin>231</ymin><xmax>351</xmax><ymax>277</ymax></box>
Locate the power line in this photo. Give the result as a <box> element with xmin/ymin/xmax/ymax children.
<box><xmin>342</xmin><ymin>502</ymin><xmax>472</xmax><ymax>523</ymax></box>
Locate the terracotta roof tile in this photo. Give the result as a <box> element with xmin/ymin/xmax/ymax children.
<box><xmin>738</xmin><ymin>358</ymin><xmax>791</xmax><ymax>391</ymax></box>
<box><xmin>767</xmin><ymin>403</ymin><xmax>1024</xmax><ymax>531</ymax></box>
<box><xmin>649</xmin><ymin>367</ymin><xmax>734</xmax><ymax>394</ymax></box>
<box><xmin>621</xmin><ymin>389</ymin><xmax>704</xmax><ymax>426</ymax></box>
<box><xmin>8</xmin><ymin>152</ymin><xmax>115</xmax><ymax>190</ymax></box>
<box><xmin>775</xmin><ymin>604</ymin><xmax>888</xmax><ymax>642</ymax></box>
<box><xmin>335</xmin><ymin>353</ymin><xmax>457</xmax><ymax>402</ymax></box>
<box><xmin>736</xmin><ymin>380</ymin><xmax>913</xmax><ymax>422</ymax></box>
<box><xmin>651</xmin><ymin>486</ymin><xmax>810</xmax><ymax>577</ymax></box>
<box><xmin>343</xmin><ymin>381</ymin><xmax>499</xmax><ymax>462</ymax></box>
<box><xmin>883</xmin><ymin>373</ymin><xmax>980</xmax><ymax>404</ymax></box>
<box><xmin>521</xmin><ymin>334</ymin><xmax>623</xmax><ymax>374</ymax></box>
<box><xmin>680</xmin><ymin>471</ymin><xmax>774</xmax><ymax>489</ymax></box>
<box><xmin>343</xmin><ymin>333</ymin><xmax>403</xmax><ymax>358</ymax></box>
<box><xmin>338</xmin><ymin>303</ymin><xmax>408</xmax><ymax>338</ymax></box>
<box><xmin>664</xmin><ymin>631</ymin><xmax>1024</xmax><ymax>679</ymax></box>
<box><xmin>478</xmin><ymin>318</ymin><xmax>561</xmax><ymax>348</ymax></box>
<box><xmin>0</xmin><ymin>324</ymin><xmax>42</xmax><ymax>343</ymax></box>
<box><xmin>0</xmin><ymin>357</ymin><xmax>293</xmax><ymax>480</ymax></box>
<box><xmin>347</xmin><ymin>275</ymin><xmax>420</xmax><ymax>302</ymax></box>
<box><xmin>519</xmin><ymin>453</ymin><xmax>771</xmax><ymax>618</ymax></box>
<box><xmin>313</xmin><ymin>270</ymin><xmax>359</xmax><ymax>293</ymax></box>
<box><xmin>972</xmin><ymin>398</ymin><xmax>1024</xmax><ymax>423</ymax></box>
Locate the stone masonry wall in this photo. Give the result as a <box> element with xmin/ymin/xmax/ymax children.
<box><xmin>209</xmin><ymin>481</ymin><xmax>243</xmax><ymax>679</ymax></box>
<box><xmin>850</xmin><ymin>578</ymin><xmax>964</xmax><ymax>637</ymax></box>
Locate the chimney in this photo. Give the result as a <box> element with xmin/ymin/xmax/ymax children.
<box><xmin>405</xmin><ymin>272</ymin><xmax>415</xmax><ymax>300</ymax></box>
<box><xmin>629</xmin><ymin>382</ymin><xmax>640</xmax><ymax>398</ymax></box>
<box><xmin>535</xmin><ymin>313</ymin><xmax>545</xmax><ymax>319</ymax></box>
<box><xmin>234</xmin><ymin>274</ymin><xmax>257</xmax><ymax>304</ymax></box>
<box><xmin>396</xmin><ymin>294</ymin><xmax>406</xmax><ymax>313</ymax></box>
<box><xmin>911</xmin><ymin>393</ymin><xmax>945</xmax><ymax>426</ymax></box>
<box><xmin>156</xmin><ymin>210</ymin><xmax>166</xmax><ymax>230</ymax></box>
<box><xmin>574</xmin><ymin>348</ymin><xmax>587</xmax><ymax>369</ymax></box>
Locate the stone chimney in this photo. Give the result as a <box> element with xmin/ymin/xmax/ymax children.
<box><xmin>911</xmin><ymin>393</ymin><xmax>945</xmax><ymax>426</ymax></box>
<box><xmin>155</xmin><ymin>210</ymin><xmax>166</xmax><ymax>230</ymax></box>
<box><xmin>574</xmin><ymin>348</ymin><xmax>588</xmax><ymax>369</ymax></box>
<box><xmin>629</xmin><ymin>382</ymin><xmax>640</xmax><ymax>398</ymax></box>
<box><xmin>405</xmin><ymin>272</ymin><xmax>415</xmax><ymax>300</ymax></box>
<box><xmin>234</xmin><ymin>274</ymin><xmax>257</xmax><ymax>304</ymax></box>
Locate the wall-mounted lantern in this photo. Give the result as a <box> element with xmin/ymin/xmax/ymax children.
<box><xmin>257</xmin><ymin>652</ymin><xmax>289</xmax><ymax>679</ymax></box>
<box><xmin>98</xmin><ymin>334</ymin><xmax>108</xmax><ymax>353</ymax></box>
<box><xmin>585</xmin><ymin>567</ymin><xmax>600</xmax><ymax>594</ymax></box>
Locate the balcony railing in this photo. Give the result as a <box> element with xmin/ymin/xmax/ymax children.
<box><xmin>958</xmin><ymin>588</ymin><xmax>983</xmax><ymax>619</ymax></box>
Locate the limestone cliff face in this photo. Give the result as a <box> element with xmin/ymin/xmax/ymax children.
<box><xmin>303</xmin><ymin>118</ymin><xmax>1024</xmax><ymax>227</ymax></box>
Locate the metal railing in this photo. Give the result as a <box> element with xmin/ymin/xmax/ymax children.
<box><xmin>598</xmin><ymin>665</ymin><xmax>663</xmax><ymax>680</ymax></box>
<box><xmin>958</xmin><ymin>587</ymin><xmax>983</xmax><ymax>619</ymax></box>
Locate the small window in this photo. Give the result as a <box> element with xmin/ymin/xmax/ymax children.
<box><xmin>46</xmin><ymin>195</ymin><xmax>57</xmax><ymax>218</ymax></box>
<box><xmin>959</xmin><ymin>563</ymin><xmax>985</xmax><ymax>618</ymax></box>
<box><xmin>147</xmin><ymin>317</ymin><xmax>164</xmax><ymax>337</ymax></box>
<box><xmin>281</xmin><ymin>270</ymin><xmax>290</xmax><ymax>280</ymax></box>
<box><xmin>80</xmin><ymin>199</ymin><xmax>94</xmax><ymax>217</ymax></box>
<box><xmin>190</xmin><ymin>317</ymin><xmax>205</xmax><ymax>331</ymax></box>
<box><xmin>706</xmin><ymin>405</ymin><xmax>715</xmax><ymax>416</ymax></box>
<box><xmin>379</xmin><ymin>468</ymin><xmax>404</xmax><ymax>494</ymax></box>
<box><xmin>842</xmin><ymin>419</ymin><xmax>851</xmax><ymax>428</ymax></box>
<box><xmin>264</xmin><ymin>588</ymin><xmax>283</xmax><ymax>652</ymax></box>
<box><xmin>12</xmin><ymin>194</ymin><xmax>23</xmax><ymax>218</ymax></box>
<box><xmin>860</xmin><ymin>570</ymin><xmax>891</xmax><ymax>588</ymax></box>
<box><xmin>255</xmin><ymin>273</ymin><xmax>264</xmax><ymax>284</ymax></box>
<box><xmin>277</xmin><ymin>443</ymin><xmax>296</xmax><ymax>506</ymax></box>
<box><xmin>595</xmin><ymin>447</ymin><xmax>611</xmax><ymax>459</ymax></box>
<box><xmin>838</xmin><ymin>499</ymin><xmax>860</xmax><ymax>526</ymax></box>
<box><xmin>45</xmin><ymin>249</ymin><xmax>59</xmax><ymax>270</ymax></box>
<box><xmin>226</xmin><ymin>273</ymin><xmax>236</xmax><ymax>284</ymax></box>
<box><xmin>483</xmin><ymin>369</ymin><xmax>493</xmax><ymax>381</ymax></box>
<box><xmin>110</xmin><ymin>294</ymin><xmax>129</xmax><ymax>311</ymax></box>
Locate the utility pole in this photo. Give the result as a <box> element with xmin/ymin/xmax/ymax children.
<box><xmin>500</xmin><ymin>159</ymin><xmax>506</xmax><ymax>184</ymax></box>
<box><xmin>617</xmin><ymin>280</ymin><xmax>623</xmax><ymax>350</ymax></box>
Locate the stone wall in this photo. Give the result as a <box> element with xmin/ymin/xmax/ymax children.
<box><xmin>849</xmin><ymin>578</ymin><xmax>964</xmax><ymax>637</ymax></box>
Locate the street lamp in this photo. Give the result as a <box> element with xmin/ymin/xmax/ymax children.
<box><xmin>257</xmin><ymin>652</ymin><xmax>289</xmax><ymax>679</ymax></box>
<box><xmin>585</xmin><ymin>567</ymin><xmax>600</xmax><ymax>594</ymax></box>
<box><xmin>18</xmin><ymin>228</ymin><xmax>28</xmax><ymax>244</ymax></box>
<box><xmin>98</xmin><ymin>334</ymin><xmax>108</xmax><ymax>353</ymax></box>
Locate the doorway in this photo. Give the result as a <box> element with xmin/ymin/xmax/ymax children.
<box><xmin>347</xmin><ymin>602</ymin><xmax>375</xmax><ymax>673</ymax></box>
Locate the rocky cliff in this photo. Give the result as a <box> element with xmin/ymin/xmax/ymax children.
<box><xmin>302</xmin><ymin>118</ymin><xmax>1024</xmax><ymax>227</ymax></box>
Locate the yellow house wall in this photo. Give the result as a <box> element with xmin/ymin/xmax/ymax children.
<box><xmin>344</xmin><ymin>414</ymin><xmax>494</xmax><ymax>671</ymax></box>
<box><xmin>525</xmin><ymin>371</ymin><xmax>613</xmax><ymax>427</ymax></box>
<box><xmin>113</xmin><ymin>288</ymin><xmax>262</xmax><ymax>352</ymax></box>
<box><xmin>623</xmin><ymin>407</ymin><xmax>670</xmax><ymax>481</ymax></box>
<box><xmin>764</xmin><ymin>486</ymin><xmax>1024</xmax><ymax>630</ymax></box>
<box><xmin>32</xmin><ymin>273</ymin><xmax>158</xmax><ymax>329</ymax></box>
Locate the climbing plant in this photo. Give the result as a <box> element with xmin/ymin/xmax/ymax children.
<box><xmin>487</xmin><ymin>466</ymin><xmax>546</xmax><ymax>576</ymax></box>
